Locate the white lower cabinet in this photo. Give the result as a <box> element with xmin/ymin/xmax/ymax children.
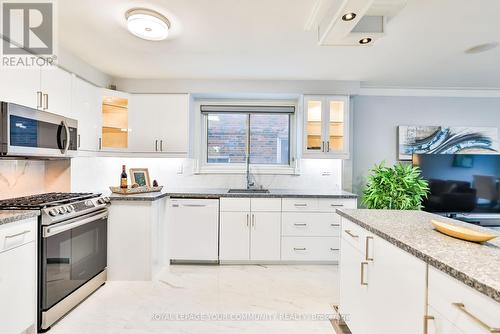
<box><xmin>281</xmin><ymin>197</ymin><xmax>356</xmax><ymax>262</ymax></box>
<box><xmin>427</xmin><ymin>266</ymin><xmax>500</xmax><ymax>334</ymax></box>
<box><xmin>108</xmin><ymin>198</ymin><xmax>167</xmax><ymax>280</ymax></box>
<box><xmin>250</xmin><ymin>212</ymin><xmax>281</xmax><ymax>261</ymax></box>
<box><xmin>219</xmin><ymin>198</ymin><xmax>281</xmax><ymax>262</ymax></box>
<box><xmin>339</xmin><ymin>217</ymin><xmax>426</xmax><ymax>334</ymax></box>
<box><xmin>0</xmin><ymin>218</ymin><xmax>37</xmax><ymax>334</ymax></box>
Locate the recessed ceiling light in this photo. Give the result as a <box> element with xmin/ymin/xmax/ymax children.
<box><xmin>125</xmin><ymin>8</ymin><xmax>171</xmax><ymax>41</ymax></box>
<box><xmin>342</xmin><ymin>13</ymin><xmax>357</xmax><ymax>21</ymax></box>
<box><xmin>359</xmin><ymin>38</ymin><xmax>372</xmax><ymax>45</ymax></box>
<box><xmin>465</xmin><ymin>42</ymin><xmax>499</xmax><ymax>54</ymax></box>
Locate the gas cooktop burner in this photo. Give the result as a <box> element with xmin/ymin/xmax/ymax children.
<box><xmin>0</xmin><ymin>192</ymin><xmax>100</xmax><ymax>209</ymax></box>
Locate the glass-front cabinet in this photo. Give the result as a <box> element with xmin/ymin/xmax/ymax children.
<box><xmin>100</xmin><ymin>89</ymin><xmax>129</xmax><ymax>151</ymax></box>
<box><xmin>303</xmin><ymin>95</ymin><xmax>349</xmax><ymax>158</ymax></box>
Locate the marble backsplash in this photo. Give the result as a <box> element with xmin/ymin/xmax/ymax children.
<box><xmin>0</xmin><ymin>160</ymin><xmax>71</xmax><ymax>200</ymax></box>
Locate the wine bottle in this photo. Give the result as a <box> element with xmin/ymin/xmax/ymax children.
<box><xmin>120</xmin><ymin>165</ymin><xmax>128</xmax><ymax>189</ymax></box>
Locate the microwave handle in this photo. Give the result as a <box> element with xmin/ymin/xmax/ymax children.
<box><xmin>61</xmin><ymin>120</ymin><xmax>70</xmax><ymax>153</ymax></box>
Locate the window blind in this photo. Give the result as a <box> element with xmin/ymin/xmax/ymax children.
<box><xmin>200</xmin><ymin>105</ymin><xmax>295</xmax><ymax>114</ymax></box>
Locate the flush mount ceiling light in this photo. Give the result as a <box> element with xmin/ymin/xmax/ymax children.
<box><xmin>342</xmin><ymin>13</ymin><xmax>357</xmax><ymax>21</ymax></box>
<box><xmin>465</xmin><ymin>42</ymin><xmax>499</xmax><ymax>54</ymax></box>
<box><xmin>125</xmin><ymin>8</ymin><xmax>171</xmax><ymax>41</ymax></box>
<box><xmin>359</xmin><ymin>37</ymin><xmax>372</xmax><ymax>45</ymax></box>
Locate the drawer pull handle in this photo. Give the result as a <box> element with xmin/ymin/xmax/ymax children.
<box><xmin>293</xmin><ymin>247</ymin><xmax>307</xmax><ymax>251</ymax></box>
<box><xmin>360</xmin><ymin>262</ymin><xmax>368</xmax><ymax>286</ymax></box>
<box><xmin>330</xmin><ymin>204</ymin><xmax>344</xmax><ymax>207</ymax></box>
<box><xmin>330</xmin><ymin>224</ymin><xmax>340</xmax><ymax>227</ymax></box>
<box><xmin>452</xmin><ymin>303</ymin><xmax>500</xmax><ymax>333</ymax></box>
<box><xmin>294</xmin><ymin>223</ymin><xmax>307</xmax><ymax>227</ymax></box>
<box><xmin>345</xmin><ymin>230</ymin><xmax>359</xmax><ymax>239</ymax></box>
<box><xmin>365</xmin><ymin>236</ymin><xmax>374</xmax><ymax>261</ymax></box>
<box><xmin>5</xmin><ymin>230</ymin><xmax>30</xmax><ymax>239</ymax></box>
<box><xmin>294</xmin><ymin>203</ymin><xmax>308</xmax><ymax>207</ymax></box>
<box><xmin>330</xmin><ymin>248</ymin><xmax>339</xmax><ymax>251</ymax></box>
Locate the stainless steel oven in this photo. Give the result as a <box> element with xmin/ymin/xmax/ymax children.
<box><xmin>40</xmin><ymin>209</ymin><xmax>108</xmax><ymax>330</ymax></box>
<box><xmin>0</xmin><ymin>102</ymin><xmax>78</xmax><ymax>158</ymax></box>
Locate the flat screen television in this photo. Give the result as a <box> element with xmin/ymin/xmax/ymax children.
<box><xmin>413</xmin><ymin>154</ymin><xmax>500</xmax><ymax>214</ymax></box>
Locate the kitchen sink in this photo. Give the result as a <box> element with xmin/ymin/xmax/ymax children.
<box><xmin>227</xmin><ymin>188</ymin><xmax>270</xmax><ymax>194</ymax></box>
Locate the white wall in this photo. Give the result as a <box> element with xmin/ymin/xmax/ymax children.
<box><xmin>113</xmin><ymin>78</ymin><xmax>360</xmax><ymax>95</ymax></box>
<box><xmin>352</xmin><ymin>95</ymin><xmax>500</xmax><ymax>197</ymax></box>
<box><xmin>71</xmin><ymin>157</ymin><xmax>342</xmax><ymax>195</ymax></box>
<box><xmin>58</xmin><ymin>46</ymin><xmax>112</xmax><ymax>88</ymax></box>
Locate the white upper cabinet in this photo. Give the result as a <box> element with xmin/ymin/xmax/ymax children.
<box><xmin>40</xmin><ymin>66</ymin><xmax>73</xmax><ymax>117</ymax></box>
<box><xmin>0</xmin><ymin>67</ymin><xmax>40</xmax><ymax>108</ymax></box>
<box><xmin>303</xmin><ymin>95</ymin><xmax>349</xmax><ymax>158</ymax></box>
<box><xmin>128</xmin><ymin>94</ymin><xmax>189</xmax><ymax>154</ymax></box>
<box><xmin>71</xmin><ymin>76</ymin><xmax>101</xmax><ymax>151</ymax></box>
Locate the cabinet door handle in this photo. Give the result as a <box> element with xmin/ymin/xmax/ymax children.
<box><xmin>360</xmin><ymin>262</ymin><xmax>368</xmax><ymax>286</ymax></box>
<box><xmin>424</xmin><ymin>315</ymin><xmax>435</xmax><ymax>334</ymax></box>
<box><xmin>344</xmin><ymin>229</ymin><xmax>359</xmax><ymax>239</ymax></box>
<box><xmin>293</xmin><ymin>223</ymin><xmax>307</xmax><ymax>227</ymax></box>
<box><xmin>43</xmin><ymin>93</ymin><xmax>48</xmax><ymax>110</ymax></box>
<box><xmin>98</xmin><ymin>137</ymin><xmax>102</xmax><ymax>150</ymax></box>
<box><xmin>251</xmin><ymin>214</ymin><xmax>255</xmax><ymax>228</ymax></box>
<box><xmin>327</xmin><ymin>141</ymin><xmax>330</xmax><ymax>152</ymax></box>
<box><xmin>160</xmin><ymin>140</ymin><xmax>163</xmax><ymax>152</ymax></box>
<box><xmin>365</xmin><ymin>236</ymin><xmax>374</xmax><ymax>261</ymax></box>
<box><xmin>36</xmin><ymin>91</ymin><xmax>43</xmax><ymax>109</ymax></box>
<box><xmin>452</xmin><ymin>303</ymin><xmax>500</xmax><ymax>333</ymax></box>
<box><xmin>293</xmin><ymin>247</ymin><xmax>306</xmax><ymax>251</ymax></box>
<box><xmin>321</xmin><ymin>141</ymin><xmax>325</xmax><ymax>152</ymax></box>
<box><xmin>155</xmin><ymin>140</ymin><xmax>158</xmax><ymax>152</ymax></box>
<box><xmin>246</xmin><ymin>214</ymin><xmax>249</xmax><ymax>227</ymax></box>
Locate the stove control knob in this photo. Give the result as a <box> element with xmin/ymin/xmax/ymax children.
<box><xmin>97</xmin><ymin>198</ymin><xmax>105</xmax><ymax>205</ymax></box>
<box><xmin>48</xmin><ymin>209</ymin><xmax>58</xmax><ymax>217</ymax></box>
<box><xmin>66</xmin><ymin>205</ymin><xmax>74</xmax><ymax>212</ymax></box>
<box><xmin>103</xmin><ymin>197</ymin><xmax>110</xmax><ymax>203</ymax></box>
<box><xmin>58</xmin><ymin>206</ymin><xmax>67</xmax><ymax>214</ymax></box>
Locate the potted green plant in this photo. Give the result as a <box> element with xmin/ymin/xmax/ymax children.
<box><xmin>362</xmin><ymin>162</ymin><xmax>429</xmax><ymax>210</ymax></box>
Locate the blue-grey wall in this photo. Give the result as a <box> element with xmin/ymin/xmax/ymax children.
<box><xmin>352</xmin><ymin>95</ymin><xmax>500</xmax><ymax>197</ymax></box>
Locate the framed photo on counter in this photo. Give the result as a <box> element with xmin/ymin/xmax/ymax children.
<box><xmin>130</xmin><ymin>168</ymin><xmax>151</xmax><ymax>187</ymax></box>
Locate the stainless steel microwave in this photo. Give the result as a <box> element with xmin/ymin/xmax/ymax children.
<box><xmin>0</xmin><ymin>102</ymin><xmax>78</xmax><ymax>158</ymax></box>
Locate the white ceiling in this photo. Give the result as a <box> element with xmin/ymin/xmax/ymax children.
<box><xmin>58</xmin><ymin>0</ymin><xmax>500</xmax><ymax>88</ymax></box>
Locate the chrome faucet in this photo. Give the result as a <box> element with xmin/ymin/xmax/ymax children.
<box><xmin>246</xmin><ymin>153</ymin><xmax>255</xmax><ymax>190</ymax></box>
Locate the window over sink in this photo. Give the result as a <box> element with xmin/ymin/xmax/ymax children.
<box><xmin>197</xmin><ymin>102</ymin><xmax>297</xmax><ymax>174</ymax></box>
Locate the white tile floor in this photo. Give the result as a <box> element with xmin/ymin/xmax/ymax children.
<box><xmin>49</xmin><ymin>265</ymin><xmax>338</xmax><ymax>334</ymax></box>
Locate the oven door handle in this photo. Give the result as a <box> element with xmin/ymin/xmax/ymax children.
<box><xmin>43</xmin><ymin>211</ymin><xmax>108</xmax><ymax>238</ymax></box>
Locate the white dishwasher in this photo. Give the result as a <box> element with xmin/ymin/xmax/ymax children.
<box><xmin>168</xmin><ymin>198</ymin><xmax>219</xmax><ymax>263</ymax></box>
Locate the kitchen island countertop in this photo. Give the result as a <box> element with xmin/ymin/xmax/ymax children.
<box><xmin>337</xmin><ymin>209</ymin><xmax>500</xmax><ymax>303</ymax></box>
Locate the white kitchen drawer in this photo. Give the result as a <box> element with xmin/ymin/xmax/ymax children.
<box><xmin>251</xmin><ymin>198</ymin><xmax>281</xmax><ymax>212</ymax></box>
<box><xmin>318</xmin><ymin>198</ymin><xmax>357</xmax><ymax>212</ymax></box>
<box><xmin>0</xmin><ymin>217</ymin><xmax>37</xmax><ymax>253</ymax></box>
<box><xmin>220</xmin><ymin>198</ymin><xmax>251</xmax><ymax>212</ymax></box>
<box><xmin>340</xmin><ymin>217</ymin><xmax>366</xmax><ymax>253</ymax></box>
<box><xmin>428</xmin><ymin>305</ymin><xmax>466</xmax><ymax>334</ymax></box>
<box><xmin>428</xmin><ymin>266</ymin><xmax>500</xmax><ymax>334</ymax></box>
<box><xmin>282</xmin><ymin>198</ymin><xmax>319</xmax><ymax>212</ymax></box>
<box><xmin>282</xmin><ymin>212</ymin><xmax>340</xmax><ymax>237</ymax></box>
<box><xmin>281</xmin><ymin>236</ymin><xmax>339</xmax><ymax>261</ymax></box>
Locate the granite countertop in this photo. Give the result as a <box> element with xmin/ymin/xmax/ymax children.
<box><xmin>109</xmin><ymin>188</ymin><xmax>358</xmax><ymax>201</ymax></box>
<box><xmin>0</xmin><ymin>210</ymin><xmax>40</xmax><ymax>226</ymax></box>
<box><xmin>337</xmin><ymin>209</ymin><xmax>500</xmax><ymax>303</ymax></box>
